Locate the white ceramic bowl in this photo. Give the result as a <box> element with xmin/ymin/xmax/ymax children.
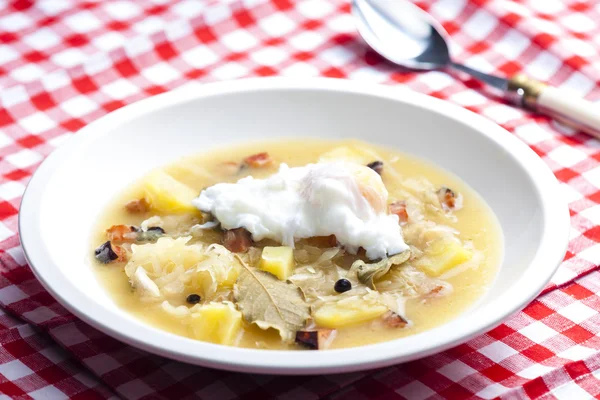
<box><xmin>19</xmin><ymin>78</ymin><xmax>568</xmax><ymax>374</ymax></box>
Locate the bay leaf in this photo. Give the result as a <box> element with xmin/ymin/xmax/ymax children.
<box><xmin>351</xmin><ymin>250</ymin><xmax>411</xmax><ymax>289</ymax></box>
<box><xmin>233</xmin><ymin>254</ymin><xmax>310</xmax><ymax>342</ymax></box>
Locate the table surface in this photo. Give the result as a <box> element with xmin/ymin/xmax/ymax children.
<box><xmin>1</xmin><ymin>0</ymin><xmax>600</xmax><ymax>399</ymax></box>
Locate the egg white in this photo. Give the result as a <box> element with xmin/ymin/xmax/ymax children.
<box><xmin>193</xmin><ymin>162</ymin><xmax>408</xmax><ymax>259</ymax></box>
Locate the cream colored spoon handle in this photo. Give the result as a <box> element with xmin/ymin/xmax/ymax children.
<box><xmin>508</xmin><ymin>74</ymin><xmax>600</xmax><ymax>140</ymax></box>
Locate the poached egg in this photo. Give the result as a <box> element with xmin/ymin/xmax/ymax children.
<box><xmin>193</xmin><ymin>162</ymin><xmax>408</xmax><ymax>260</ymax></box>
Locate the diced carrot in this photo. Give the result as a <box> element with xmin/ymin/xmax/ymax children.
<box><xmin>243</xmin><ymin>152</ymin><xmax>273</xmax><ymax>168</ymax></box>
<box><xmin>389</xmin><ymin>201</ymin><xmax>408</xmax><ymax>223</ymax></box>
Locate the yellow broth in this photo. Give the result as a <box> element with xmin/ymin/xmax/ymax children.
<box><xmin>92</xmin><ymin>139</ymin><xmax>502</xmax><ymax>349</ymax></box>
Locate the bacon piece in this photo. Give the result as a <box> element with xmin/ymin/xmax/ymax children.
<box><xmin>357</xmin><ymin>247</ymin><xmax>367</xmax><ymax>259</ymax></box>
<box><xmin>295</xmin><ymin>329</ymin><xmax>336</xmax><ymax>350</ymax></box>
<box><xmin>106</xmin><ymin>225</ymin><xmax>138</xmax><ymax>243</ymax></box>
<box><xmin>223</xmin><ymin>228</ymin><xmax>253</xmax><ymax>253</ymax></box>
<box><xmin>112</xmin><ymin>244</ymin><xmax>128</xmax><ymax>263</ymax></box>
<box><xmin>125</xmin><ymin>198</ymin><xmax>150</xmax><ymax>213</ymax></box>
<box><xmin>389</xmin><ymin>201</ymin><xmax>408</xmax><ymax>223</ymax></box>
<box><xmin>427</xmin><ymin>285</ymin><xmax>446</xmax><ymax>297</ymax></box>
<box><xmin>306</xmin><ymin>235</ymin><xmax>337</xmax><ymax>248</ymax></box>
<box><xmin>243</xmin><ymin>152</ymin><xmax>273</xmax><ymax>168</ymax></box>
<box><xmin>437</xmin><ymin>187</ymin><xmax>462</xmax><ymax>211</ymax></box>
<box><xmin>221</xmin><ymin>161</ymin><xmax>242</xmax><ymax>175</ymax></box>
<box><xmin>382</xmin><ymin>311</ymin><xmax>408</xmax><ymax>328</ymax></box>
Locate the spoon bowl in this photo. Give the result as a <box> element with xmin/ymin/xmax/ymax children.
<box><xmin>352</xmin><ymin>0</ymin><xmax>450</xmax><ymax>70</ymax></box>
<box><xmin>352</xmin><ymin>0</ymin><xmax>507</xmax><ymax>89</ymax></box>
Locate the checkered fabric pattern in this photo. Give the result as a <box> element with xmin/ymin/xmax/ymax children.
<box><xmin>1</xmin><ymin>0</ymin><xmax>600</xmax><ymax>398</ymax></box>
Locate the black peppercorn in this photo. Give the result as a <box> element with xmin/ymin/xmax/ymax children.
<box><xmin>186</xmin><ymin>294</ymin><xmax>201</xmax><ymax>304</ymax></box>
<box><xmin>334</xmin><ymin>279</ymin><xmax>352</xmax><ymax>293</ymax></box>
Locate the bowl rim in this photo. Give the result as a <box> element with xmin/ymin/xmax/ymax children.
<box><xmin>19</xmin><ymin>78</ymin><xmax>569</xmax><ymax>374</ymax></box>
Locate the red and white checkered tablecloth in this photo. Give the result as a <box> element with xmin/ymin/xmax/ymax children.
<box><xmin>1</xmin><ymin>0</ymin><xmax>600</xmax><ymax>398</ymax></box>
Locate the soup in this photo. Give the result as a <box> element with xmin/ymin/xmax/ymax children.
<box><xmin>92</xmin><ymin>139</ymin><xmax>502</xmax><ymax>350</ymax></box>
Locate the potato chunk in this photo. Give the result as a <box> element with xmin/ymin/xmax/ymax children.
<box><xmin>191</xmin><ymin>303</ymin><xmax>242</xmax><ymax>345</ymax></box>
<box><xmin>313</xmin><ymin>299</ymin><xmax>387</xmax><ymax>328</ymax></box>
<box><xmin>259</xmin><ymin>246</ymin><xmax>295</xmax><ymax>280</ymax></box>
<box><xmin>415</xmin><ymin>239</ymin><xmax>472</xmax><ymax>276</ymax></box>
<box><xmin>142</xmin><ymin>170</ymin><xmax>198</xmax><ymax>213</ymax></box>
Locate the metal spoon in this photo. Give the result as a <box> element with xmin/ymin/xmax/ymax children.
<box><xmin>353</xmin><ymin>0</ymin><xmax>600</xmax><ymax>139</ymax></box>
